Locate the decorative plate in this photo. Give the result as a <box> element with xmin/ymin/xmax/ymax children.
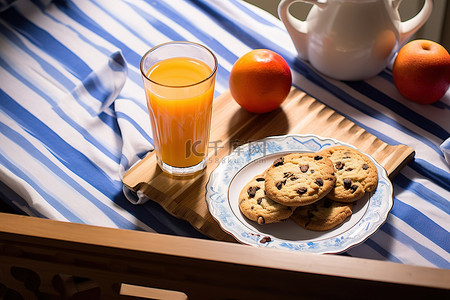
<box><xmin>205</xmin><ymin>134</ymin><xmax>393</xmax><ymax>254</ymax></box>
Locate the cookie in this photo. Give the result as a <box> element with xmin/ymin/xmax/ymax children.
<box><xmin>290</xmin><ymin>197</ymin><xmax>354</xmax><ymax>231</ymax></box>
<box><xmin>239</xmin><ymin>174</ymin><xmax>294</xmax><ymax>225</ymax></box>
<box><xmin>265</xmin><ymin>153</ymin><xmax>336</xmax><ymax>207</ymax></box>
<box><xmin>319</xmin><ymin>146</ymin><xmax>378</xmax><ymax>202</ymax></box>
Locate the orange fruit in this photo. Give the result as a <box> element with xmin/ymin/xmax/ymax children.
<box><xmin>393</xmin><ymin>39</ymin><xmax>450</xmax><ymax>104</ymax></box>
<box><xmin>229</xmin><ymin>49</ymin><xmax>292</xmax><ymax>113</ymax></box>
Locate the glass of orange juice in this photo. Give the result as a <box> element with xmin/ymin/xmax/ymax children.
<box><xmin>140</xmin><ymin>41</ymin><xmax>217</xmax><ymax>176</ymax></box>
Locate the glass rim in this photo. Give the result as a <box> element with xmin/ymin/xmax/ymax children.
<box><xmin>140</xmin><ymin>41</ymin><xmax>218</xmax><ymax>88</ymax></box>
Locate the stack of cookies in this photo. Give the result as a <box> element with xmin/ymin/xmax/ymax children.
<box><xmin>238</xmin><ymin>146</ymin><xmax>378</xmax><ymax>231</ymax></box>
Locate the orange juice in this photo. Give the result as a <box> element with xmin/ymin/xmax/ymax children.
<box><xmin>144</xmin><ymin>57</ymin><xmax>215</xmax><ymax>168</ymax></box>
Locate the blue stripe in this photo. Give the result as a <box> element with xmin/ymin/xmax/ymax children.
<box><xmin>3</xmin><ymin>7</ymin><xmax>92</xmax><ymax>79</ymax></box>
<box><xmin>0</xmin><ymin>90</ymin><xmax>121</xmax><ymax>197</ymax></box>
<box><xmin>131</xmin><ymin>0</ymin><xmax>239</xmax><ymax>64</ymax></box>
<box><xmin>143</xmin><ymin>1</ymin><xmax>233</xmax><ymax>88</ymax></box>
<box><xmin>192</xmin><ymin>0</ymin><xmax>265</xmax><ymax>50</ymax></box>
<box><xmin>380</xmin><ymin>222</ymin><xmax>450</xmax><ymax>268</ymax></box>
<box><xmin>362</xmin><ymin>238</ymin><xmax>403</xmax><ymax>263</ymax></box>
<box><xmin>54</xmin><ymin>0</ymin><xmax>142</xmax><ymax>72</ymax></box>
<box><xmin>345</xmin><ymin>81</ymin><xmax>449</xmax><ymax>140</ymax></box>
<box><xmin>409</xmin><ymin>159</ymin><xmax>450</xmax><ymax>191</ymax></box>
<box><xmin>99</xmin><ymin>110</ymin><xmax>121</xmax><ymax>134</ymax></box>
<box><xmin>30</xmin><ymin>0</ymin><xmax>118</xmax><ymax>58</ymax></box>
<box><xmin>0</xmin><ymin>24</ymin><xmax>76</xmax><ymax>92</ymax></box>
<box><xmin>122</xmin><ymin>1</ymin><xmax>231</xmax><ymax>89</ymax></box>
<box><xmin>0</xmin><ymin>22</ymin><xmax>120</xmax><ymax>118</ymax></box>
<box><xmin>52</xmin><ymin>0</ymin><xmax>146</xmax><ymax>89</ymax></box>
<box><xmin>390</xmin><ymin>197</ymin><xmax>449</xmax><ymax>251</ymax></box>
<box><xmin>394</xmin><ymin>173</ymin><xmax>450</xmax><ymax>214</ymax></box>
<box><xmin>102</xmin><ymin>0</ymin><xmax>187</xmax><ymax>43</ymax></box>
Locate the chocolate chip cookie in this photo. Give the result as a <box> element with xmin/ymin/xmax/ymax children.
<box><xmin>290</xmin><ymin>197</ymin><xmax>354</xmax><ymax>231</ymax></box>
<box><xmin>319</xmin><ymin>146</ymin><xmax>378</xmax><ymax>202</ymax></box>
<box><xmin>265</xmin><ymin>153</ymin><xmax>336</xmax><ymax>207</ymax></box>
<box><xmin>239</xmin><ymin>174</ymin><xmax>294</xmax><ymax>225</ymax></box>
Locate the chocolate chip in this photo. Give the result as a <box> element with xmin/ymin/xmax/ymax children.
<box><xmin>290</xmin><ymin>176</ymin><xmax>298</xmax><ymax>181</ymax></box>
<box><xmin>276</xmin><ymin>180</ymin><xmax>286</xmax><ymax>190</ymax></box>
<box><xmin>346</xmin><ymin>168</ymin><xmax>353</xmax><ymax>171</ymax></box>
<box><xmin>296</xmin><ymin>187</ymin><xmax>307</xmax><ymax>194</ymax></box>
<box><xmin>273</xmin><ymin>157</ymin><xmax>284</xmax><ymax>167</ymax></box>
<box><xmin>314</xmin><ymin>155</ymin><xmax>323</xmax><ymax>160</ymax></box>
<box><xmin>247</xmin><ymin>186</ymin><xmax>259</xmax><ymax>198</ymax></box>
<box><xmin>257</xmin><ymin>216</ymin><xmax>265</xmax><ymax>225</ymax></box>
<box><xmin>260</xmin><ymin>236</ymin><xmax>271</xmax><ymax>243</ymax></box>
<box><xmin>310</xmin><ymin>169</ymin><xmax>315</xmax><ymax>173</ymax></box>
<box><xmin>315</xmin><ymin>178</ymin><xmax>323</xmax><ymax>186</ymax></box>
<box><xmin>335</xmin><ymin>161</ymin><xmax>344</xmax><ymax>170</ymax></box>
<box><xmin>256</xmin><ymin>177</ymin><xmax>265</xmax><ymax>181</ymax></box>
<box><xmin>323</xmin><ymin>198</ymin><xmax>332</xmax><ymax>208</ymax></box>
<box><xmin>300</xmin><ymin>164</ymin><xmax>309</xmax><ymax>173</ymax></box>
<box><xmin>343</xmin><ymin>178</ymin><xmax>352</xmax><ymax>189</ymax></box>
<box><xmin>251</xmin><ymin>206</ymin><xmax>254</xmax><ymax>210</ymax></box>
<box><xmin>257</xmin><ymin>197</ymin><xmax>263</xmax><ymax>205</ymax></box>
<box><xmin>362</xmin><ymin>164</ymin><xmax>369</xmax><ymax>170</ymax></box>
<box><xmin>351</xmin><ymin>185</ymin><xmax>358</xmax><ymax>193</ymax></box>
<box><xmin>283</xmin><ymin>172</ymin><xmax>293</xmax><ymax>178</ymax></box>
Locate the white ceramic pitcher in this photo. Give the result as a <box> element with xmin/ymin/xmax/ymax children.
<box><xmin>278</xmin><ymin>0</ymin><xmax>433</xmax><ymax>80</ymax></box>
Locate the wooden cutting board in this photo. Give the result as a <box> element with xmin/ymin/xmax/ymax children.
<box><xmin>123</xmin><ymin>87</ymin><xmax>414</xmax><ymax>242</ymax></box>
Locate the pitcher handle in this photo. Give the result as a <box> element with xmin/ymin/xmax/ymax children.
<box><xmin>398</xmin><ymin>0</ymin><xmax>433</xmax><ymax>45</ymax></box>
<box><xmin>278</xmin><ymin>0</ymin><xmax>327</xmax><ymax>60</ymax></box>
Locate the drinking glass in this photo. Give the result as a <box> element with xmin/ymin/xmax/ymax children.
<box><xmin>140</xmin><ymin>41</ymin><xmax>217</xmax><ymax>176</ymax></box>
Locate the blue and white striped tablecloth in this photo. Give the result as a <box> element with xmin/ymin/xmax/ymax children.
<box><xmin>1</xmin><ymin>0</ymin><xmax>449</xmax><ymax>268</ymax></box>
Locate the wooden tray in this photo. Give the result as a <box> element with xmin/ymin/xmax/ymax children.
<box><xmin>123</xmin><ymin>87</ymin><xmax>414</xmax><ymax>242</ymax></box>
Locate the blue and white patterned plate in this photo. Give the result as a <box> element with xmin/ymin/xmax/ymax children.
<box><xmin>205</xmin><ymin>134</ymin><xmax>393</xmax><ymax>254</ymax></box>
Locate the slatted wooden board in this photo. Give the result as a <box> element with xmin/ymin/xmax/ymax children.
<box><xmin>123</xmin><ymin>87</ymin><xmax>414</xmax><ymax>241</ymax></box>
